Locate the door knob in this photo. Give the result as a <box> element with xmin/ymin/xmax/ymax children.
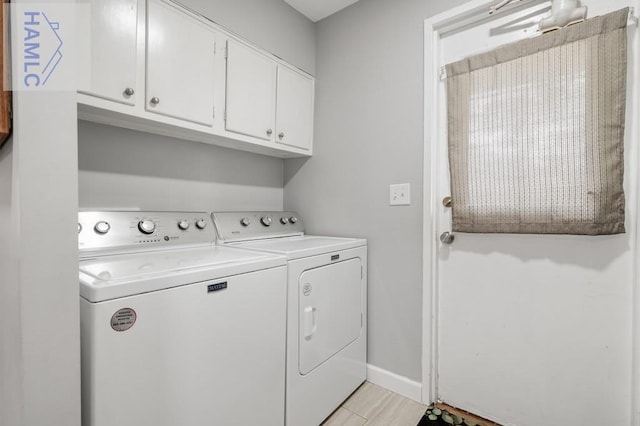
<box><xmin>440</xmin><ymin>231</ymin><xmax>455</xmax><ymax>244</ymax></box>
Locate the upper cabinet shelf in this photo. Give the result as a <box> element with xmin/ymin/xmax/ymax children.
<box><xmin>78</xmin><ymin>0</ymin><xmax>314</xmax><ymax>158</ymax></box>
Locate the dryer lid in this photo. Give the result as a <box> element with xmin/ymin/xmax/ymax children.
<box><xmin>228</xmin><ymin>235</ymin><xmax>366</xmax><ymax>260</ymax></box>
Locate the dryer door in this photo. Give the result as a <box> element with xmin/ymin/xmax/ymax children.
<box><xmin>298</xmin><ymin>258</ymin><xmax>363</xmax><ymax>375</ymax></box>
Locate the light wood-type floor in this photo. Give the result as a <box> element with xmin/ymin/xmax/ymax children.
<box><xmin>322</xmin><ymin>382</ymin><xmax>428</xmax><ymax>426</ymax></box>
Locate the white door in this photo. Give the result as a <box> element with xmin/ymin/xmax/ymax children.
<box><xmin>276</xmin><ymin>66</ymin><xmax>314</xmax><ymax>151</ymax></box>
<box><xmin>146</xmin><ymin>0</ymin><xmax>216</xmax><ymax>126</ymax></box>
<box><xmin>298</xmin><ymin>258</ymin><xmax>363</xmax><ymax>375</ymax></box>
<box><xmin>225</xmin><ymin>40</ymin><xmax>277</xmax><ymax>141</ymax></box>
<box><xmin>429</xmin><ymin>1</ymin><xmax>639</xmax><ymax>425</ymax></box>
<box><xmin>80</xmin><ymin>0</ymin><xmax>138</xmax><ymax>105</ymax></box>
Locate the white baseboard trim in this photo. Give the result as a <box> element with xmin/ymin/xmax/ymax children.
<box><xmin>366</xmin><ymin>364</ymin><xmax>422</xmax><ymax>403</ymax></box>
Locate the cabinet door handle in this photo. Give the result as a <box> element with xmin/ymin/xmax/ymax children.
<box><xmin>150</xmin><ymin>97</ymin><xmax>160</xmax><ymax>105</ymax></box>
<box><xmin>278</xmin><ymin>132</ymin><xmax>285</xmax><ymax>139</ymax></box>
<box><xmin>266</xmin><ymin>129</ymin><xmax>273</xmax><ymax>136</ymax></box>
<box><xmin>123</xmin><ymin>87</ymin><xmax>135</xmax><ymax>96</ymax></box>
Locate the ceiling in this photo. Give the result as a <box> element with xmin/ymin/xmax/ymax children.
<box><xmin>284</xmin><ymin>0</ymin><xmax>361</xmax><ymax>22</ymax></box>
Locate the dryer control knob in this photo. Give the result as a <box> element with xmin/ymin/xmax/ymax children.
<box><xmin>178</xmin><ymin>220</ymin><xmax>190</xmax><ymax>230</ymax></box>
<box><xmin>261</xmin><ymin>216</ymin><xmax>272</xmax><ymax>226</ymax></box>
<box><xmin>138</xmin><ymin>220</ymin><xmax>156</xmax><ymax>235</ymax></box>
<box><xmin>195</xmin><ymin>219</ymin><xmax>207</xmax><ymax>230</ymax></box>
<box><xmin>240</xmin><ymin>217</ymin><xmax>251</xmax><ymax>227</ymax></box>
<box><xmin>94</xmin><ymin>221</ymin><xmax>111</xmax><ymax>235</ymax></box>
<box><xmin>289</xmin><ymin>216</ymin><xmax>298</xmax><ymax>224</ymax></box>
<box><xmin>280</xmin><ymin>217</ymin><xmax>289</xmax><ymax>224</ymax></box>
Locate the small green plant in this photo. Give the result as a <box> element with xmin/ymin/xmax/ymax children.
<box><xmin>424</xmin><ymin>404</ymin><xmax>478</xmax><ymax>426</ymax></box>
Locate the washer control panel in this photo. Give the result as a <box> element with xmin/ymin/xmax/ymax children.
<box><xmin>78</xmin><ymin>211</ymin><xmax>213</xmax><ymax>253</ymax></box>
<box><xmin>213</xmin><ymin>211</ymin><xmax>304</xmax><ymax>242</ymax></box>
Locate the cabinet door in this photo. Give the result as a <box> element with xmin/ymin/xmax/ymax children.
<box><xmin>225</xmin><ymin>40</ymin><xmax>277</xmax><ymax>141</ymax></box>
<box><xmin>275</xmin><ymin>67</ymin><xmax>314</xmax><ymax>151</ymax></box>
<box><xmin>81</xmin><ymin>0</ymin><xmax>138</xmax><ymax>105</ymax></box>
<box><xmin>146</xmin><ymin>0</ymin><xmax>215</xmax><ymax>126</ymax></box>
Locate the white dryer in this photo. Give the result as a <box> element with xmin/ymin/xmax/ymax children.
<box><xmin>78</xmin><ymin>211</ymin><xmax>288</xmax><ymax>426</ymax></box>
<box><xmin>213</xmin><ymin>211</ymin><xmax>367</xmax><ymax>426</ymax></box>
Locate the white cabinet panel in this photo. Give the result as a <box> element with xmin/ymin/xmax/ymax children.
<box><xmin>82</xmin><ymin>0</ymin><xmax>138</xmax><ymax>105</ymax></box>
<box><xmin>225</xmin><ymin>40</ymin><xmax>277</xmax><ymax>141</ymax></box>
<box><xmin>146</xmin><ymin>0</ymin><xmax>216</xmax><ymax>126</ymax></box>
<box><xmin>276</xmin><ymin>67</ymin><xmax>314</xmax><ymax>151</ymax></box>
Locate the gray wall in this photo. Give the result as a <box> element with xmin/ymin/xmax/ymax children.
<box><xmin>0</xmin><ymin>138</ymin><xmax>20</xmax><ymax>426</ymax></box>
<box><xmin>79</xmin><ymin>0</ymin><xmax>315</xmax><ymax>212</ymax></box>
<box><xmin>284</xmin><ymin>0</ymin><xmax>466</xmax><ymax>382</ymax></box>
<box><xmin>79</xmin><ymin>122</ymin><xmax>283</xmax><ymax>211</ymax></box>
<box><xmin>179</xmin><ymin>0</ymin><xmax>315</xmax><ymax>74</ymax></box>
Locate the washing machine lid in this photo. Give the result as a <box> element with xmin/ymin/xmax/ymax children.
<box><xmin>228</xmin><ymin>235</ymin><xmax>366</xmax><ymax>260</ymax></box>
<box><xmin>79</xmin><ymin>246</ymin><xmax>286</xmax><ymax>302</ymax></box>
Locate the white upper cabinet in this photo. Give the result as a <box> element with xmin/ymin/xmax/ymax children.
<box><xmin>146</xmin><ymin>0</ymin><xmax>216</xmax><ymax>126</ymax></box>
<box><xmin>224</xmin><ymin>39</ymin><xmax>314</xmax><ymax>153</ymax></box>
<box><xmin>275</xmin><ymin>67</ymin><xmax>314</xmax><ymax>152</ymax></box>
<box><xmin>225</xmin><ymin>40</ymin><xmax>277</xmax><ymax>141</ymax></box>
<box><xmin>77</xmin><ymin>0</ymin><xmax>314</xmax><ymax>158</ymax></box>
<box><xmin>81</xmin><ymin>0</ymin><xmax>138</xmax><ymax>105</ymax></box>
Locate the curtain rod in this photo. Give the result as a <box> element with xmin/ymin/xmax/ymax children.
<box><xmin>490</xmin><ymin>0</ymin><xmax>519</xmax><ymax>15</ymax></box>
<box><xmin>438</xmin><ymin>7</ymin><xmax>638</xmax><ymax>81</ymax></box>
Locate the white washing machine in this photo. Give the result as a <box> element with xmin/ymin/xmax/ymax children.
<box><xmin>212</xmin><ymin>211</ymin><xmax>367</xmax><ymax>426</ymax></box>
<box><xmin>78</xmin><ymin>211</ymin><xmax>288</xmax><ymax>426</ymax></box>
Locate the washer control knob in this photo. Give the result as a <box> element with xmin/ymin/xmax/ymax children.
<box><xmin>240</xmin><ymin>217</ymin><xmax>251</xmax><ymax>227</ymax></box>
<box><xmin>289</xmin><ymin>216</ymin><xmax>298</xmax><ymax>224</ymax></box>
<box><xmin>195</xmin><ymin>219</ymin><xmax>207</xmax><ymax>230</ymax></box>
<box><xmin>94</xmin><ymin>221</ymin><xmax>111</xmax><ymax>235</ymax></box>
<box><xmin>138</xmin><ymin>220</ymin><xmax>156</xmax><ymax>235</ymax></box>
<box><xmin>261</xmin><ymin>216</ymin><xmax>272</xmax><ymax>227</ymax></box>
<box><xmin>178</xmin><ymin>220</ymin><xmax>190</xmax><ymax>231</ymax></box>
<box><xmin>78</xmin><ymin>223</ymin><xmax>82</xmax><ymax>234</ymax></box>
<box><xmin>280</xmin><ymin>217</ymin><xmax>289</xmax><ymax>225</ymax></box>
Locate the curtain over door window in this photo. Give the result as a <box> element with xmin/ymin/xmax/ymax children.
<box><xmin>445</xmin><ymin>8</ymin><xmax>629</xmax><ymax>235</ymax></box>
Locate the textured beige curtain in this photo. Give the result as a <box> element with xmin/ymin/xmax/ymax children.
<box><xmin>445</xmin><ymin>8</ymin><xmax>628</xmax><ymax>235</ymax></box>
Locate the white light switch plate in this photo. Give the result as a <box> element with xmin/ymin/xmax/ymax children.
<box><xmin>390</xmin><ymin>183</ymin><xmax>410</xmax><ymax>206</ymax></box>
